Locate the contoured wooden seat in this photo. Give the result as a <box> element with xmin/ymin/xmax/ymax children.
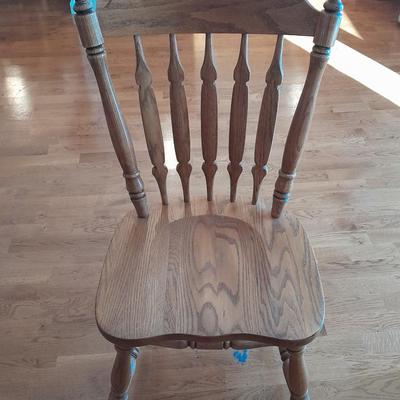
<box><xmin>73</xmin><ymin>0</ymin><xmax>343</xmax><ymax>399</ymax></box>
<box><xmin>96</xmin><ymin>199</ymin><xmax>324</xmax><ymax>346</ymax></box>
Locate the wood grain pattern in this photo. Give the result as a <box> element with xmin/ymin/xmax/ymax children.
<box><xmin>227</xmin><ymin>34</ymin><xmax>250</xmax><ymax>202</ymax></box>
<box><xmin>96</xmin><ymin>198</ymin><xmax>324</xmax><ymax>346</ymax></box>
<box><xmin>134</xmin><ymin>34</ymin><xmax>168</xmax><ymax>205</ymax></box>
<box><xmin>252</xmin><ymin>34</ymin><xmax>284</xmax><ymax>205</ymax></box>
<box><xmin>168</xmin><ymin>34</ymin><xmax>192</xmax><ymax>203</ymax></box>
<box><xmin>95</xmin><ymin>0</ymin><xmax>320</xmax><ymax>36</ymax></box>
<box><xmin>200</xmin><ymin>33</ymin><xmax>218</xmax><ymax>201</ymax></box>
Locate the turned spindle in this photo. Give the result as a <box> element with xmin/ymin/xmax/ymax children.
<box><xmin>201</xmin><ymin>33</ymin><xmax>218</xmax><ymax>201</ymax></box>
<box><xmin>168</xmin><ymin>34</ymin><xmax>192</xmax><ymax>202</ymax></box>
<box><xmin>227</xmin><ymin>34</ymin><xmax>250</xmax><ymax>202</ymax></box>
<box><xmin>134</xmin><ymin>34</ymin><xmax>168</xmax><ymax>205</ymax></box>
<box><xmin>252</xmin><ymin>34</ymin><xmax>284</xmax><ymax>204</ymax></box>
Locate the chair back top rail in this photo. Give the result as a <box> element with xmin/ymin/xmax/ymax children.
<box><xmin>95</xmin><ymin>0</ymin><xmax>320</xmax><ymax>36</ymax></box>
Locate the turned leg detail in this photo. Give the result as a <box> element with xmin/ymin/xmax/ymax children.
<box><xmin>271</xmin><ymin>170</ymin><xmax>296</xmax><ymax>218</ymax></box>
<box><xmin>285</xmin><ymin>346</ymin><xmax>309</xmax><ymax>400</ymax></box>
<box><xmin>279</xmin><ymin>347</ymin><xmax>290</xmax><ymax>386</ymax></box>
<box><xmin>108</xmin><ymin>346</ymin><xmax>139</xmax><ymax>400</ymax></box>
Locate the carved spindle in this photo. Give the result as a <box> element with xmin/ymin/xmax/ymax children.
<box><xmin>252</xmin><ymin>34</ymin><xmax>284</xmax><ymax>205</ymax></box>
<box><xmin>287</xmin><ymin>346</ymin><xmax>309</xmax><ymax>400</ymax></box>
<box><xmin>168</xmin><ymin>34</ymin><xmax>192</xmax><ymax>202</ymax></box>
<box><xmin>134</xmin><ymin>34</ymin><xmax>168</xmax><ymax>205</ymax></box>
<box><xmin>108</xmin><ymin>346</ymin><xmax>139</xmax><ymax>400</ymax></box>
<box><xmin>73</xmin><ymin>0</ymin><xmax>148</xmax><ymax>218</ymax></box>
<box><xmin>227</xmin><ymin>34</ymin><xmax>250</xmax><ymax>202</ymax></box>
<box><xmin>200</xmin><ymin>33</ymin><xmax>218</xmax><ymax>201</ymax></box>
<box><xmin>271</xmin><ymin>0</ymin><xmax>342</xmax><ymax>218</ymax></box>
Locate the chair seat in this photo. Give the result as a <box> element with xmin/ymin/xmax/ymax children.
<box><xmin>96</xmin><ymin>198</ymin><xmax>324</xmax><ymax>346</ymax></box>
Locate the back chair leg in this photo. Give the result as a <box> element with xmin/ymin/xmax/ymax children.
<box><xmin>286</xmin><ymin>346</ymin><xmax>309</xmax><ymax>400</ymax></box>
<box><xmin>108</xmin><ymin>346</ymin><xmax>139</xmax><ymax>400</ymax></box>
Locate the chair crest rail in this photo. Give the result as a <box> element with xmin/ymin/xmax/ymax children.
<box><xmin>95</xmin><ymin>0</ymin><xmax>321</xmax><ymax>36</ymax></box>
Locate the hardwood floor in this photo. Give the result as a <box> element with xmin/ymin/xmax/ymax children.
<box><xmin>1</xmin><ymin>0</ymin><xmax>399</xmax><ymax>399</ymax></box>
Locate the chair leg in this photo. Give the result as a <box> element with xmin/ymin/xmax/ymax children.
<box><xmin>286</xmin><ymin>346</ymin><xmax>310</xmax><ymax>400</ymax></box>
<box><xmin>279</xmin><ymin>347</ymin><xmax>290</xmax><ymax>385</ymax></box>
<box><xmin>108</xmin><ymin>346</ymin><xmax>139</xmax><ymax>400</ymax></box>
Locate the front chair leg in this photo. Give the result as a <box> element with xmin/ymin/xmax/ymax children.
<box><xmin>279</xmin><ymin>347</ymin><xmax>290</xmax><ymax>385</ymax></box>
<box><xmin>287</xmin><ymin>346</ymin><xmax>309</xmax><ymax>400</ymax></box>
<box><xmin>108</xmin><ymin>346</ymin><xmax>139</xmax><ymax>400</ymax></box>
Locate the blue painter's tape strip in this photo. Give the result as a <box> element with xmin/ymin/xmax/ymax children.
<box><xmin>130</xmin><ymin>356</ymin><xmax>136</xmax><ymax>375</ymax></box>
<box><xmin>70</xmin><ymin>0</ymin><xmax>96</xmax><ymax>14</ymax></box>
<box><xmin>233</xmin><ymin>349</ymin><xmax>249</xmax><ymax>365</ymax></box>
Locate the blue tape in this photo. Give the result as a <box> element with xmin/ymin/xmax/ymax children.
<box><xmin>233</xmin><ymin>349</ymin><xmax>249</xmax><ymax>365</ymax></box>
<box><xmin>130</xmin><ymin>356</ymin><xmax>136</xmax><ymax>375</ymax></box>
<box><xmin>70</xmin><ymin>0</ymin><xmax>96</xmax><ymax>14</ymax></box>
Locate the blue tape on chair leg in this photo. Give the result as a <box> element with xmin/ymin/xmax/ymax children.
<box><xmin>233</xmin><ymin>349</ymin><xmax>249</xmax><ymax>365</ymax></box>
<box><xmin>70</xmin><ymin>0</ymin><xmax>96</xmax><ymax>14</ymax></box>
<box><xmin>130</xmin><ymin>357</ymin><xmax>136</xmax><ymax>375</ymax></box>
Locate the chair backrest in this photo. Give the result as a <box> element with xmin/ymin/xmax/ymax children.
<box><xmin>73</xmin><ymin>0</ymin><xmax>343</xmax><ymax>218</ymax></box>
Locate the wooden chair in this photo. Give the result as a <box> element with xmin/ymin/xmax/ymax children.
<box><xmin>73</xmin><ymin>1</ymin><xmax>342</xmax><ymax>398</ymax></box>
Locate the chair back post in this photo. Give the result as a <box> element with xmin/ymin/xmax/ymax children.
<box><xmin>134</xmin><ymin>34</ymin><xmax>169</xmax><ymax>206</ymax></box>
<box><xmin>74</xmin><ymin>0</ymin><xmax>148</xmax><ymax>218</ymax></box>
<box><xmin>271</xmin><ymin>0</ymin><xmax>343</xmax><ymax>218</ymax></box>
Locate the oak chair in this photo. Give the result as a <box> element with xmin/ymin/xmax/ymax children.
<box><xmin>73</xmin><ymin>0</ymin><xmax>342</xmax><ymax>398</ymax></box>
